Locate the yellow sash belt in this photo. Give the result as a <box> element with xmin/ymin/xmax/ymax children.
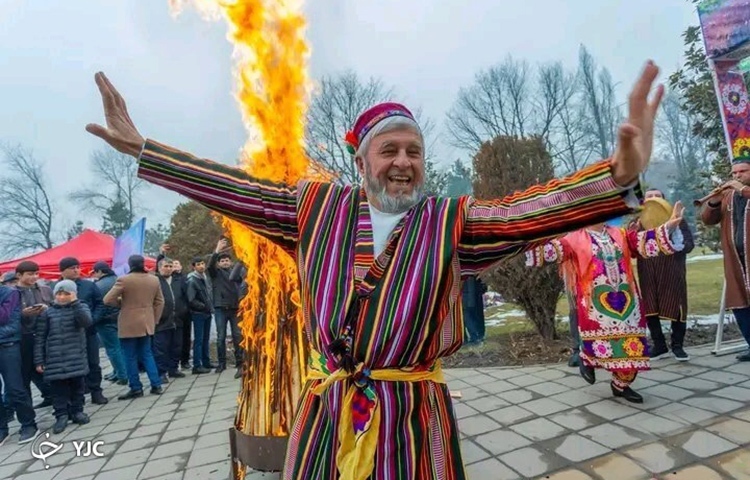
<box><xmin>307</xmin><ymin>349</ymin><xmax>446</xmax><ymax>480</ymax></box>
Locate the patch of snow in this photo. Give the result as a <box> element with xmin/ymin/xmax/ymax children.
<box><xmin>484</xmin><ymin>308</ymin><xmax>526</xmax><ymax>327</ymax></box>
<box><xmin>483</xmin><ymin>292</ymin><xmax>504</xmax><ymax>307</ymax></box>
<box><xmin>686</xmin><ymin>254</ymin><xmax>723</xmax><ymax>263</ymax></box>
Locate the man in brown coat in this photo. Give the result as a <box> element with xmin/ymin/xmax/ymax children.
<box><xmin>103</xmin><ymin>255</ymin><xmax>165</xmax><ymax>398</ymax></box>
<box><xmin>701</xmin><ymin>159</ymin><xmax>750</xmax><ymax>362</ymax></box>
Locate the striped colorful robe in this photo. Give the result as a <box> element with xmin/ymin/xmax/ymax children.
<box><xmin>138</xmin><ymin>139</ymin><xmax>641</xmax><ymax>480</ymax></box>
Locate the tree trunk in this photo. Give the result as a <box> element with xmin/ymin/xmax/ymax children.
<box><xmin>523</xmin><ymin>300</ymin><xmax>559</xmax><ymax>340</ymax></box>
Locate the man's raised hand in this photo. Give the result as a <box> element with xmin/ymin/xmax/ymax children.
<box><xmin>610</xmin><ymin>61</ymin><xmax>665</xmax><ymax>187</ymax></box>
<box><xmin>666</xmin><ymin>201</ymin><xmax>685</xmax><ymax>231</ymax></box>
<box><xmin>85</xmin><ymin>72</ymin><xmax>145</xmax><ymax>158</ymax></box>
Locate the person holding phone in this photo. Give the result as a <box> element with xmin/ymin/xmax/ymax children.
<box><xmin>15</xmin><ymin>261</ymin><xmax>53</xmax><ymax>409</ymax></box>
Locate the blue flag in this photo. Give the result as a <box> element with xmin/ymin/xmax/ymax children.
<box><xmin>113</xmin><ymin>218</ymin><xmax>146</xmax><ymax>276</ymax></box>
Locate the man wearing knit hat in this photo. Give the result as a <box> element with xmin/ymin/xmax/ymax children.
<box><xmin>57</xmin><ymin>257</ymin><xmax>108</xmax><ymax>405</ymax></box>
<box><xmin>88</xmin><ymin>62</ymin><xmax>663</xmax><ymax>479</ymax></box>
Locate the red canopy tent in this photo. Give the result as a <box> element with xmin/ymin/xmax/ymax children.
<box><xmin>0</xmin><ymin>229</ymin><xmax>157</xmax><ymax>280</ymax></box>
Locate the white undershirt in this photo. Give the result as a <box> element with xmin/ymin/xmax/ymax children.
<box><xmin>368</xmin><ymin>204</ymin><xmax>407</xmax><ymax>257</ymax></box>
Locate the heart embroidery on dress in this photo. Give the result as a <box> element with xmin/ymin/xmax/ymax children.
<box><xmin>592</xmin><ymin>284</ymin><xmax>634</xmax><ymax>320</ymax></box>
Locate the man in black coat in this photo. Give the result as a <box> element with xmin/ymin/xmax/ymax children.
<box><xmin>153</xmin><ymin>258</ymin><xmax>186</xmax><ymax>382</ymax></box>
<box><xmin>207</xmin><ymin>238</ymin><xmax>244</xmax><ymax>374</ymax></box>
<box><xmin>187</xmin><ymin>257</ymin><xmax>213</xmax><ymax>374</ymax></box>
<box><xmin>57</xmin><ymin>257</ymin><xmax>108</xmax><ymax>405</ymax></box>
<box><xmin>157</xmin><ymin>245</ymin><xmax>192</xmax><ymax>371</ymax></box>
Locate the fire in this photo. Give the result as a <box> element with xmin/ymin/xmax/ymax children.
<box><xmin>169</xmin><ymin>0</ymin><xmax>311</xmax><ymax>443</ymax></box>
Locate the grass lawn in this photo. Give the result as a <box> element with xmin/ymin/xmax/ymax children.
<box><xmin>485</xmin><ymin>256</ymin><xmax>725</xmax><ymax>339</ymax></box>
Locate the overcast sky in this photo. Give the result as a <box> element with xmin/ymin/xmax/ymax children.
<box><xmin>0</xmin><ymin>0</ymin><xmax>699</xmax><ymax>237</ymax></box>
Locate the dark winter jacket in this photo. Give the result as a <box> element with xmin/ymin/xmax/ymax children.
<box><xmin>34</xmin><ymin>300</ymin><xmax>92</xmax><ymax>381</ymax></box>
<box><xmin>187</xmin><ymin>272</ymin><xmax>213</xmax><ymax>314</ymax></box>
<box><xmin>51</xmin><ymin>278</ymin><xmax>103</xmax><ymax>333</ymax></box>
<box><xmin>0</xmin><ymin>286</ymin><xmax>21</xmax><ymax>345</ymax></box>
<box><xmin>207</xmin><ymin>253</ymin><xmax>242</xmax><ymax>309</ymax></box>
<box><xmin>229</xmin><ymin>262</ymin><xmax>248</xmax><ymax>301</ymax></box>
<box><xmin>156</xmin><ymin>275</ymin><xmax>176</xmax><ymax>331</ymax></box>
<box><xmin>155</xmin><ymin>254</ymin><xmax>189</xmax><ymax>321</ymax></box>
<box><xmin>94</xmin><ymin>273</ymin><xmax>120</xmax><ymax>325</ymax></box>
<box><xmin>17</xmin><ymin>283</ymin><xmax>53</xmax><ymax>335</ymax></box>
<box><xmin>170</xmin><ymin>272</ymin><xmax>190</xmax><ymax>323</ymax></box>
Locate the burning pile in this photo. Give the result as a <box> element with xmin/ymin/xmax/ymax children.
<box><xmin>169</xmin><ymin>0</ymin><xmax>311</xmax><ymax>440</ymax></box>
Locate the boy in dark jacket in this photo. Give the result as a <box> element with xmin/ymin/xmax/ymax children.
<box><xmin>34</xmin><ymin>280</ymin><xmax>93</xmax><ymax>434</ymax></box>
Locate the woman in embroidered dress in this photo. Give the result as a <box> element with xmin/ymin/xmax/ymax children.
<box><xmin>526</xmin><ymin>202</ymin><xmax>685</xmax><ymax>403</ymax></box>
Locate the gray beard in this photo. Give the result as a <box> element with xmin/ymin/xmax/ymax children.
<box><xmin>363</xmin><ymin>166</ymin><xmax>424</xmax><ymax>214</ymax></box>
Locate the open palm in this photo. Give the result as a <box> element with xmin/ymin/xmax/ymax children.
<box><xmin>86</xmin><ymin>72</ymin><xmax>145</xmax><ymax>157</ymax></box>
<box><xmin>610</xmin><ymin>61</ymin><xmax>665</xmax><ymax>186</ymax></box>
<box><xmin>666</xmin><ymin>201</ymin><xmax>684</xmax><ymax>230</ymax></box>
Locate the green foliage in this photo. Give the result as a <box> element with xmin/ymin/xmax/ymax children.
<box><xmin>422</xmin><ymin>159</ymin><xmax>450</xmax><ymax>197</ymax></box>
<box><xmin>472</xmin><ymin>135</ymin><xmax>564</xmax><ymax>340</ymax></box>
<box><xmin>100</xmin><ymin>196</ymin><xmax>132</xmax><ymax>238</ymax></box>
<box><xmin>444</xmin><ymin>160</ymin><xmax>473</xmax><ymax>197</ymax></box>
<box><xmin>165</xmin><ymin>201</ymin><xmax>224</xmax><ymax>268</ymax></box>
<box><xmin>144</xmin><ymin>223</ymin><xmax>171</xmax><ymax>257</ymax></box>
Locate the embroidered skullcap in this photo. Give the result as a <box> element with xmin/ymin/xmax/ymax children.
<box><xmin>344</xmin><ymin>102</ymin><xmax>417</xmax><ymax>155</ymax></box>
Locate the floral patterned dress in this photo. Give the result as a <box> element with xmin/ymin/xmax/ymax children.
<box><xmin>526</xmin><ymin>225</ymin><xmax>683</xmax><ymax>384</ymax></box>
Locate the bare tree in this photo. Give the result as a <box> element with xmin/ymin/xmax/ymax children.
<box><xmin>653</xmin><ymin>91</ymin><xmax>712</xmax><ymax>228</ymax></box>
<box><xmin>544</xmin><ymin>68</ymin><xmax>596</xmax><ymax>173</ymax></box>
<box><xmin>534</xmin><ymin>62</ymin><xmax>573</xmax><ymax>140</ymax></box>
<box><xmin>305</xmin><ymin>70</ymin><xmax>441</xmax><ymax>185</ymax></box>
<box><xmin>446</xmin><ymin>57</ymin><xmax>574</xmax><ymax>154</ymax></box>
<box><xmin>0</xmin><ymin>145</ymin><xmax>56</xmax><ymax>256</ymax></box>
<box><xmin>70</xmin><ymin>148</ymin><xmax>146</xmax><ymax>226</ymax></box>
<box><xmin>578</xmin><ymin>46</ymin><xmax>622</xmax><ymax>159</ymax></box>
<box><xmin>656</xmin><ymin>91</ymin><xmax>711</xmax><ymax>178</ymax></box>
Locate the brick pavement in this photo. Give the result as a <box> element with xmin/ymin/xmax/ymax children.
<box><xmin>0</xmin><ymin>344</ymin><xmax>748</xmax><ymax>479</ymax></box>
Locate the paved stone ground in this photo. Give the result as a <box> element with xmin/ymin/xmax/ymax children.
<box><xmin>1</xmin><ymin>344</ymin><xmax>748</xmax><ymax>479</ymax></box>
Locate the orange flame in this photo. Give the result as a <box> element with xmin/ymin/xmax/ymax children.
<box><xmin>170</xmin><ymin>0</ymin><xmax>311</xmax><ymax>440</ymax></box>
